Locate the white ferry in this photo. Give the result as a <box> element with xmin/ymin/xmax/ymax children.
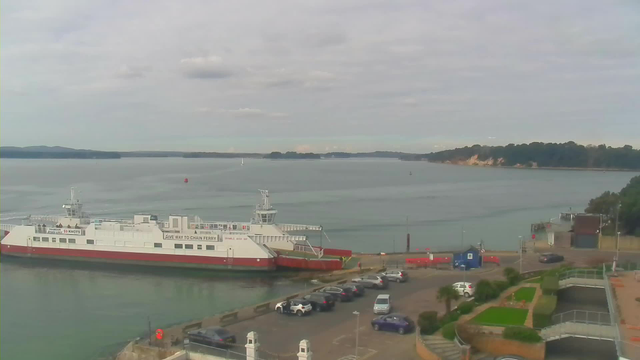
<box><xmin>0</xmin><ymin>189</ymin><xmax>333</xmax><ymax>271</ymax></box>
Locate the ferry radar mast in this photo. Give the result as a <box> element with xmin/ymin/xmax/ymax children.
<box><xmin>60</xmin><ymin>187</ymin><xmax>89</xmax><ymax>227</ymax></box>
<box><xmin>253</xmin><ymin>190</ymin><xmax>277</xmax><ymax>225</ymax></box>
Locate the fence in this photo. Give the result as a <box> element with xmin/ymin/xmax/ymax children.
<box><xmin>185</xmin><ymin>341</ymin><xmax>299</xmax><ymax>360</ymax></box>
<box><xmin>558</xmin><ymin>268</ymin><xmax>604</xmax><ymax>281</ymax></box>
<box><xmin>552</xmin><ymin>310</ymin><xmax>611</xmax><ymax>326</ymax></box>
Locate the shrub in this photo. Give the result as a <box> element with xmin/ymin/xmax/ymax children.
<box><xmin>439</xmin><ymin>311</ymin><xmax>460</xmax><ymax>326</ymax></box>
<box><xmin>492</xmin><ymin>280</ymin><xmax>510</xmax><ymax>293</ymax></box>
<box><xmin>457</xmin><ymin>301</ymin><xmax>475</xmax><ymax>315</ymax></box>
<box><xmin>474</xmin><ymin>279</ymin><xmax>499</xmax><ymax>302</ymax></box>
<box><xmin>541</xmin><ymin>275</ymin><xmax>559</xmax><ymax>295</ymax></box>
<box><xmin>503</xmin><ymin>326</ymin><xmax>542</xmax><ymax>343</ymax></box>
<box><xmin>532</xmin><ymin>295</ymin><xmax>557</xmax><ymax>328</ymax></box>
<box><xmin>441</xmin><ymin>322</ymin><xmax>457</xmax><ymax>341</ymax></box>
<box><xmin>418</xmin><ymin>311</ymin><xmax>440</xmax><ymax>335</ymax></box>
<box><xmin>503</xmin><ymin>267</ymin><xmax>521</xmax><ymax>286</ymax></box>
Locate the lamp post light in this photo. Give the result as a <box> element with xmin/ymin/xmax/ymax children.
<box><xmin>353</xmin><ymin>311</ymin><xmax>360</xmax><ymax>359</ymax></box>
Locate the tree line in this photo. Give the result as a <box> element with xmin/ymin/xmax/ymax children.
<box><xmin>585</xmin><ymin>176</ymin><xmax>640</xmax><ymax>236</ymax></box>
<box><xmin>402</xmin><ymin>142</ymin><xmax>640</xmax><ymax>170</ymax></box>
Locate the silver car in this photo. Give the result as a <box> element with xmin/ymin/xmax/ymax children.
<box><xmin>382</xmin><ymin>269</ymin><xmax>409</xmax><ymax>283</ymax></box>
<box><xmin>373</xmin><ymin>294</ymin><xmax>392</xmax><ymax>314</ymax></box>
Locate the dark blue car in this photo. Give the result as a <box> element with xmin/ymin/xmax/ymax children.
<box><xmin>371</xmin><ymin>313</ymin><xmax>414</xmax><ymax>334</ymax></box>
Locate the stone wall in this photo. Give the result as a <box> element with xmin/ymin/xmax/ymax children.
<box><xmin>599</xmin><ymin>235</ymin><xmax>640</xmax><ymax>251</ymax></box>
<box><xmin>469</xmin><ymin>335</ymin><xmax>545</xmax><ymax>360</ymax></box>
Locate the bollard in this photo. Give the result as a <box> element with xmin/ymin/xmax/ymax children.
<box><xmin>246</xmin><ymin>331</ymin><xmax>259</xmax><ymax>360</ymax></box>
<box><xmin>298</xmin><ymin>339</ymin><xmax>312</xmax><ymax>360</ymax></box>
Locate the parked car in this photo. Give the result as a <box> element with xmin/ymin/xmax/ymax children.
<box><xmin>351</xmin><ymin>274</ymin><xmax>389</xmax><ymax>289</ymax></box>
<box><xmin>274</xmin><ymin>299</ymin><xmax>313</xmax><ymax>316</ymax></box>
<box><xmin>318</xmin><ymin>286</ymin><xmax>353</xmax><ymax>302</ymax></box>
<box><xmin>371</xmin><ymin>313</ymin><xmax>414</xmax><ymax>334</ymax></box>
<box><xmin>452</xmin><ymin>282</ymin><xmax>474</xmax><ymax>298</ymax></box>
<box><xmin>373</xmin><ymin>294</ymin><xmax>392</xmax><ymax>314</ymax></box>
<box><xmin>302</xmin><ymin>293</ymin><xmax>335</xmax><ymax>312</ymax></box>
<box><xmin>539</xmin><ymin>253</ymin><xmax>564</xmax><ymax>263</ymax></box>
<box><xmin>381</xmin><ymin>269</ymin><xmax>409</xmax><ymax>283</ymax></box>
<box><xmin>187</xmin><ymin>326</ymin><xmax>236</xmax><ymax>348</ymax></box>
<box><xmin>342</xmin><ymin>283</ymin><xmax>366</xmax><ymax>297</ymax></box>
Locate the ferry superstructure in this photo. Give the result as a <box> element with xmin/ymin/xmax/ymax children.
<box><xmin>0</xmin><ymin>189</ymin><xmax>328</xmax><ymax>271</ymax></box>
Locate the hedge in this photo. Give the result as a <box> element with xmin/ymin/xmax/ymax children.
<box><xmin>441</xmin><ymin>322</ymin><xmax>457</xmax><ymax>341</ymax></box>
<box><xmin>439</xmin><ymin>311</ymin><xmax>460</xmax><ymax>326</ymax></box>
<box><xmin>541</xmin><ymin>275</ymin><xmax>559</xmax><ymax>295</ymax></box>
<box><xmin>475</xmin><ymin>279</ymin><xmax>499</xmax><ymax>302</ymax></box>
<box><xmin>503</xmin><ymin>326</ymin><xmax>542</xmax><ymax>343</ymax></box>
<box><xmin>418</xmin><ymin>311</ymin><xmax>440</xmax><ymax>335</ymax></box>
<box><xmin>492</xmin><ymin>280</ymin><xmax>510</xmax><ymax>293</ymax></box>
<box><xmin>457</xmin><ymin>301</ymin><xmax>475</xmax><ymax>315</ymax></box>
<box><xmin>532</xmin><ymin>295</ymin><xmax>557</xmax><ymax>328</ymax></box>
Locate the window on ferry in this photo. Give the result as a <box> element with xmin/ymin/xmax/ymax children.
<box><xmin>154</xmin><ymin>243</ymin><xmax>162</xmax><ymax>248</ymax></box>
<box><xmin>68</xmin><ymin>238</ymin><xmax>76</xmax><ymax>244</ymax></box>
<box><xmin>42</xmin><ymin>237</ymin><xmax>49</xmax><ymax>242</ymax></box>
<box><xmin>232</xmin><ymin>224</ymin><xmax>238</xmax><ymax>230</ymax></box>
<box><xmin>206</xmin><ymin>245</ymin><xmax>215</xmax><ymax>250</ymax></box>
<box><xmin>52</xmin><ymin>238</ymin><xmax>56</xmax><ymax>242</ymax></box>
<box><xmin>174</xmin><ymin>244</ymin><xmax>183</xmax><ymax>249</ymax></box>
<box><xmin>143</xmin><ymin>217</ymin><xmax>150</xmax><ymax>223</ymax></box>
<box><xmin>33</xmin><ymin>237</ymin><xmax>40</xmax><ymax>241</ymax></box>
<box><xmin>185</xmin><ymin>244</ymin><xmax>194</xmax><ymax>250</ymax></box>
<box><xmin>197</xmin><ymin>245</ymin><xmax>202</xmax><ymax>250</ymax></box>
<box><xmin>60</xmin><ymin>238</ymin><xmax>67</xmax><ymax>243</ymax></box>
<box><xmin>213</xmin><ymin>224</ymin><xmax>218</xmax><ymax>229</ymax></box>
<box><xmin>87</xmin><ymin>239</ymin><xmax>95</xmax><ymax>245</ymax></box>
<box><xmin>172</xmin><ymin>218</ymin><xmax>179</xmax><ymax>228</ymax></box>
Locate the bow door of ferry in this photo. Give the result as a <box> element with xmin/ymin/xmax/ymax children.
<box><xmin>26</xmin><ymin>236</ymin><xmax>33</xmax><ymax>255</ymax></box>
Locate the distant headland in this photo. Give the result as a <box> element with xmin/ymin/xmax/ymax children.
<box><xmin>2</xmin><ymin>143</ymin><xmax>639</xmax><ymax>170</ymax></box>
<box><xmin>400</xmin><ymin>142</ymin><xmax>640</xmax><ymax>171</ymax></box>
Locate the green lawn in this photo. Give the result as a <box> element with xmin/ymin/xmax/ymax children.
<box><xmin>514</xmin><ymin>287</ymin><xmax>537</xmax><ymax>302</ymax></box>
<box><xmin>471</xmin><ymin>307</ymin><xmax>529</xmax><ymax>327</ymax></box>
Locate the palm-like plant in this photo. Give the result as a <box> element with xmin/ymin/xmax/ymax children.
<box><xmin>437</xmin><ymin>285</ymin><xmax>461</xmax><ymax>314</ymax></box>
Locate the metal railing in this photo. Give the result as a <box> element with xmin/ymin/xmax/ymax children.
<box><xmin>0</xmin><ymin>224</ymin><xmax>17</xmax><ymax>232</ymax></box>
<box><xmin>552</xmin><ymin>310</ymin><xmax>611</xmax><ymax>326</ymax></box>
<box><xmin>558</xmin><ymin>268</ymin><xmax>604</xmax><ymax>281</ymax></box>
<box><xmin>603</xmin><ymin>263</ymin><xmax>626</xmax><ymax>358</ymax></box>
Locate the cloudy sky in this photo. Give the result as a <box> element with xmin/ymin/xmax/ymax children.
<box><xmin>2</xmin><ymin>0</ymin><xmax>640</xmax><ymax>153</ymax></box>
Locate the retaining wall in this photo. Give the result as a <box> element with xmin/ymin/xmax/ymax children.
<box><xmin>469</xmin><ymin>334</ymin><xmax>545</xmax><ymax>360</ymax></box>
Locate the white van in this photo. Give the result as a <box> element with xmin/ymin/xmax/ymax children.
<box><xmin>373</xmin><ymin>294</ymin><xmax>392</xmax><ymax>314</ymax></box>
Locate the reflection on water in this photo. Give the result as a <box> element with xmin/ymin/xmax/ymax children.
<box><xmin>0</xmin><ymin>256</ymin><xmax>305</xmax><ymax>360</ymax></box>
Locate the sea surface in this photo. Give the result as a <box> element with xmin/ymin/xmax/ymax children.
<box><xmin>0</xmin><ymin>158</ymin><xmax>635</xmax><ymax>360</ymax></box>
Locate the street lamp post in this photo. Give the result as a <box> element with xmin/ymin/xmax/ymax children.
<box><xmin>518</xmin><ymin>236</ymin><xmax>523</xmax><ymax>274</ymax></box>
<box><xmin>461</xmin><ymin>265</ymin><xmax>466</xmax><ymax>284</ymax></box>
<box><xmin>615</xmin><ymin>202</ymin><xmax>621</xmax><ymax>262</ymax></box>
<box><xmin>353</xmin><ymin>311</ymin><xmax>360</xmax><ymax>359</ymax></box>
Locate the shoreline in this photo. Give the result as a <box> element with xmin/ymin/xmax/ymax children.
<box><xmin>417</xmin><ymin>160</ymin><xmax>640</xmax><ymax>172</ymax></box>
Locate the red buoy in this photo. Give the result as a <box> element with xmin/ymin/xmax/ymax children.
<box><xmin>184</xmin><ymin>178</ymin><xmax>189</xmax><ymax>183</ymax></box>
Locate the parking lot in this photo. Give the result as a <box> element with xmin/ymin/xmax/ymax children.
<box><xmin>191</xmin><ymin>248</ymin><xmax>640</xmax><ymax>360</ymax></box>
<box><xmin>220</xmin><ymin>269</ymin><xmax>490</xmax><ymax>360</ymax></box>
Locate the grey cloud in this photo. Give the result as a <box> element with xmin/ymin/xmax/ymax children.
<box><xmin>221</xmin><ymin>108</ymin><xmax>289</xmax><ymax>118</ymax></box>
<box><xmin>180</xmin><ymin>56</ymin><xmax>234</xmax><ymax>79</ymax></box>
<box><xmin>115</xmin><ymin>65</ymin><xmax>151</xmax><ymax>79</ymax></box>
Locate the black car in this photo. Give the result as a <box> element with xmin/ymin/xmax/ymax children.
<box><xmin>303</xmin><ymin>292</ymin><xmax>336</xmax><ymax>311</ymax></box>
<box><xmin>539</xmin><ymin>253</ymin><xmax>564</xmax><ymax>263</ymax></box>
<box><xmin>343</xmin><ymin>283</ymin><xmax>366</xmax><ymax>297</ymax></box>
<box><xmin>187</xmin><ymin>326</ymin><xmax>236</xmax><ymax>348</ymax></box>
<box><xmin>318</xmin><ymin>286</ymin><xmax>353</xmax><ymax>302</ymax></box>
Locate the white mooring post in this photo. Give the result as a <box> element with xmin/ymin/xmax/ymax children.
<box><xmin>298</xmin><ymin>339</ymin><xmax>312</xmax><ymax>360</ymax></box>
<box><xmin>246</xmin><ymin>331</ymin><xmax>259</xmax><ymax>360</ymax></box>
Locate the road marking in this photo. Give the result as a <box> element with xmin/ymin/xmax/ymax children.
<box><xmin>333</xmin><ymin>335</ymin><xmax>347</xmax><ymax>345</ymax></box>
<box><xmin>337</xmin><ymin>348</ymin><xmax>377</xmax><ymax>360</ymax></box>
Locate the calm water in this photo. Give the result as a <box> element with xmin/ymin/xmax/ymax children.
<box><xmin>0</xmin><ymin>158</ymin><xmax>635</xmax><ymax>360</ymax></box>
